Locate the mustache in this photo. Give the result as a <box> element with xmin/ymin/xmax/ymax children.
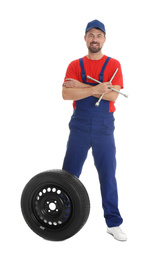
<box><xmin>91</xmin><ymin>42</ymin><xmax>99</xmax><ymax>45</ymax></box>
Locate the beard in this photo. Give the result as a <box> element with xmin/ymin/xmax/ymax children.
<box><xmin>88</xmin><ymin>42</ymin><xmax>102</xmax><ymax>53</ymax></box>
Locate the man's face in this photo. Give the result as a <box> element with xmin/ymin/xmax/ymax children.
<box><xmin>84</xmin><ymin>28</ymin><xmax>106</xmax><ymax>53</ymax></box>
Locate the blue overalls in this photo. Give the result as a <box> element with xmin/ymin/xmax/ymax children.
<box><xmin>62</xmin><ymin>57</ymin><xmax>123</xmax><ymax>227</ymax></box>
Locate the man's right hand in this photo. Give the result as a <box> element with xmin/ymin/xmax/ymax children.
<box><xmin>94</xmin><ymin>82</ymin><xmax>112</xmax><ymax>95</ymax></box>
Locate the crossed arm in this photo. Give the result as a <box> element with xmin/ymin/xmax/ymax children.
<box><xmin>62</xmin><ymin>78</ymin><xmax>121</xmax><ymax>102</ymax></box>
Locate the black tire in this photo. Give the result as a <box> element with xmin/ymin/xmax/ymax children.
<box><xmin>21</xmin><ymin>169</ymin><xmax>90</xmax><ymax>241</ymax></box>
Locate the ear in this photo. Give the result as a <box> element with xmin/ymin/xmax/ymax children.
<box><xmin>84</xmin><ymin>35</ymin><xmax>86</xmax><ymax>41</ymax></box>
<box><xmin>103</xmin><ymin>36</ymin><xmax>106</xmax><ymax>43</ymax></box>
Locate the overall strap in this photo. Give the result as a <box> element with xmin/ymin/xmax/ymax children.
<box><xmin>79</xmin><ymin>58</ymin><xmax>87</xmax><ymax>83</ymax></box>
<box><xmin>99</xmin><ymin>56</ymin><xmax>111</xmax><ymax>82</ymax></box>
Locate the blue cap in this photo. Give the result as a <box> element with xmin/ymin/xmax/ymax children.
<box><xmin>85</xmin><ymin>19</ymin><xmax>106</xmax><ymax>34</ymax></box>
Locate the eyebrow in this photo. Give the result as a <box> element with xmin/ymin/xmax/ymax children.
<box><xmin>89</xmin><ymin>33</ymin><xmax>102</xmax><ymax>36</ymax></box>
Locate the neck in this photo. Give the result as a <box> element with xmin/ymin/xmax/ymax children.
<box><xmin>86</xmin><ymin>51</ymin><xmax>103</xmax><ymax>60</ymax></box>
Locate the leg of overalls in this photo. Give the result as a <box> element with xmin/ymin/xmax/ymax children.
<box><xmin>62</xmin><ymin>132</ymin><xmax>90</xmax><ymax>178</ymax></box>
<box><xmin>62</xmin><ymin>114</ymin><xmax>91</xmax><ymax>178</ymax></box>
<box><xmin>91</xmin><ymin>120</ymin><xmax>123</xmax><ymax>227</ymax></box>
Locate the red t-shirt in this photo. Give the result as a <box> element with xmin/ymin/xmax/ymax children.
<box><xmin>64</xmin><ymin>55</ymin><xmax>124</xmax><ymax>112</ymax></box>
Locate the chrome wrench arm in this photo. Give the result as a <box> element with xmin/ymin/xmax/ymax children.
<box><xmin>87</xmin><ymin>69</ymin><xmax>128</xmax><ymax>107</ymax></box>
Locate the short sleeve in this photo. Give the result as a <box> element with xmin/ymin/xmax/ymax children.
<box><xmin>64</xmin><ymin>60</ymin><xmax>81</xmax><ymax>82</ymax></box>
<box><xmin>109</xmin><ymin>59</ymin><xmax>124</xmax><ymax>89</ymax></box>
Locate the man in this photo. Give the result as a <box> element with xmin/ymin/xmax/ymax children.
<box><xmin>62</xmin><ymin>20</ymin><xmax>127</xmax><ymax>241</ymax></box>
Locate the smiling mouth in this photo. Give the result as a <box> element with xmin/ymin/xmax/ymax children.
<box><xmin>91</xmin><ymin>43</ymin><xmax>99</xmax><ymax>47</ymax></box>
<box><xmin>88</xmin><ymin>43</ymin><xmax>101</xmax><ymax>53</ymax></box>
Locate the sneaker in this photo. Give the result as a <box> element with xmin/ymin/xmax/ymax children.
<box><xmin>107</xmin><ymin>226</ymin><xmax>127</xmax><ymax>241</ymax></box>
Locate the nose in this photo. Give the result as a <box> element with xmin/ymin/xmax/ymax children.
<box><xmin>92</xmin><ymin>35</ymin><xmax>97</xmax><ymax>41</ymax></box>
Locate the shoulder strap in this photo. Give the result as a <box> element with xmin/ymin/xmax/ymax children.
<box><xmin>99</xmin><ymin>57</ymin><xmax>111</xmax><ymax>82</ymax></box>
<box><xmin>79</xmin><ymin>58</ymin><xmax>87</xmax><ymax>83</ymax></box>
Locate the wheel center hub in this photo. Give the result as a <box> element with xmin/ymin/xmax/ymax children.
<box><xmin>49</xmin><ymin>202</ymin><xmax>56</xmax><ymax>211</ymax></box>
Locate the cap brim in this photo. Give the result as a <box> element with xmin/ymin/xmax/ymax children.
<box><xmin>86</xmin><ymin>26</ymin><xmax>106</xmax><ymax>34</ymax></box>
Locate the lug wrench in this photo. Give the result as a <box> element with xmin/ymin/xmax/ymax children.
<box><xmin>87</xmin><ymin>68</ymin><xmax>128</xmax><ymax>107</ymax></box>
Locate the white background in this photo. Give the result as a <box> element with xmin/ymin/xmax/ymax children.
<box><xmin>1</xmin><ymin>0</ymin><xmax>158</xmax><ymax>259</ymax></box>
